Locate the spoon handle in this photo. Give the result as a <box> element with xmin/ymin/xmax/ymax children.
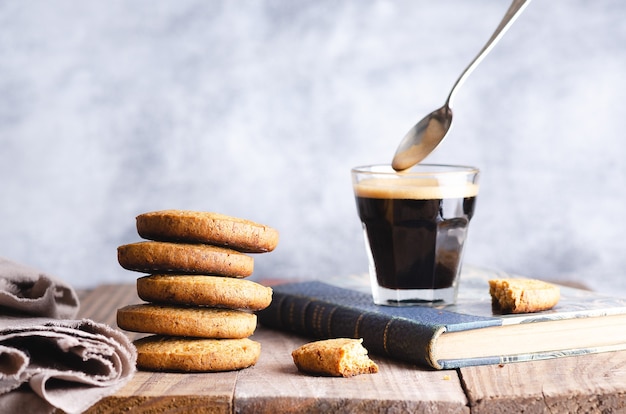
<box><xmin>446</xmin><ymin>0</ymin><xmax>531</xmax><ymax>107</ymax></box>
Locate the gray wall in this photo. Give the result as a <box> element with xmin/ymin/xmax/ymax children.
<box><xmin>1</xmin><ymin>0</ymin><xmax>625</xmax><ymax>293</ymax></box>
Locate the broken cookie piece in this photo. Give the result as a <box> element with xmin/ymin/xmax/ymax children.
<box><xmin>291</xmin><ymin>338</ymin><xmax>379</xmax><ymax>377</ymax></box>
<box><xmin>489</xmin><ymin>278</ymin><xmax>560</xmax><ymax>314</ymax></box>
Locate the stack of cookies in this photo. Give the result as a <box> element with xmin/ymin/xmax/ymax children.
<box><xmin>115</xmin><ymin>210</ymin><xmax>279</xmax><ymax>372</ymax></box>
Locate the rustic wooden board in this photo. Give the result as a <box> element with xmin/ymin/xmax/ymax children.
<box><xmin>235</xmin><ymin>327</ymin><xmax>468</xmax><ymax>414</ymax></box>
<box><xmin>84</xmin><ymin>371</ymin><xmax>235</xmax><ymax>414</ymax></box>
<box><xmin>460</xmin><ymin>352</ymin><xmax>626</xmax><ymax>413</ymax></box>
<box><xmin>78</xmin><ymin>284</ymin><xmax>468</xmax><ymax>413</ymax></box>
<box><xmin>78</xmin><ymin>283</ymin><xmax>626</xmax><ymax>413</ymax></box>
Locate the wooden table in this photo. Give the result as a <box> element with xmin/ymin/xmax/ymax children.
<box><xmin>80</xmin><ymin>284</ymin><xmax>626</xmax><ymax>413</ymax></box>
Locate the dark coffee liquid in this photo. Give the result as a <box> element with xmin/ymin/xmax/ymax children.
<box><xmin>356</xmin><ymin>195</ymin><xmax>477</xmax><ymax>290</ymax></box>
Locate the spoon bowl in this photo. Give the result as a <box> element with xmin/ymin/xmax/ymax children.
<box><xmin>391</xmin><ymin>105</ymin><xmax>452</xmax><ymax>171</ymax></box>
<box><xmin>391</xmin><ymin>0</ymin><xmax>531</xmax><ymax>171</ymax></box>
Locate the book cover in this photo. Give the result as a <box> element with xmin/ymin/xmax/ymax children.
<box><xmin>257</xmin><ymin>267</ymin><xmax>626</xmax><ymax>369</ymax></box>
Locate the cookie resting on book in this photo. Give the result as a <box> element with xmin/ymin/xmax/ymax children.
<box><xmin>134</xmin><ymin>336</ymin><xmax>261</xmax><ymax>372</ymax></box>
<box><xmin>291</xmin><ymin>338</ymin><xmax>379</xmax><ymax>377</ymax></box>
<box><xmin>136</xmin><ymin>209</ymin><xmax>279</xmax><ymax>253</ymax></box>
<box><xmin>489</xmin><ymin>278</ymin><xmax>560</xmax><ymax>314</ymax></box>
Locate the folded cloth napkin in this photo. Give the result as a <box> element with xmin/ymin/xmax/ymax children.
<box><xmin>0</xmin><ymin>257</ymin><xmax>80</xmax><ymax>319</ymax></box>
<box><xmin>0</xmin><ymin>258</ymin><xmax>136</xmax><ymax>414</ymax></box>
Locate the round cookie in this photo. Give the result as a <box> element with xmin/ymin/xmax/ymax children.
<box><xmin>117</xmin><ymin>241</ymin><xmax>253</xmax><ymax>277</ymax></box>
<box><xmin>117</xmin><ymin>304</ymin><xmax>257</xmax><ymax>338</ymax></box>
<box><xmin>136</xmin><ymin>210</ymin><xmax>279</xmax><ymax>253</ymax></box>
<box><xmin>134</xmin><ymin>336</ymin><xmax>261</xmax><ymax>372</ymax></box>
<box><xmin>137</xmin><ymin>275</ymin><xmax>273</xmax><ymax>311</ymax></box>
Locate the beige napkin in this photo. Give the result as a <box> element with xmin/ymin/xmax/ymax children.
<box><xmin>0</xmin><ymin>258</ymin><xmax>136</xmax><ymax>414</ymax></box>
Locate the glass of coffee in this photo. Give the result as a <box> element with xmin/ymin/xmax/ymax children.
<box><xmin>351</xmin><ymin>164</ymin><xmax>479</xmax><ymax>306</ymax></box>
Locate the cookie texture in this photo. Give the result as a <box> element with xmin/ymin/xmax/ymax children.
<box><xmin>117</xmin><ymin>304</ymin><xmax>257</xmax><ymax>338</ymax></box>
<box><xmin>136</xmin><ymin>210</ymin><xmax>279</xmax><ymax>253</ymax></box>
<box><xmin>137</xmin><ymin>274</ymin><xmax>273</xmax><ymax>311</ymax></box>
<box><xmin>489</xmin><ymin>278</ymin><xmax>560</xmax><ymax>314</ymax></box>
<box><xmin>291</xmin><ymin>338</ymin><xmax>379</xmax><ymax>377</ymax></box>
<box><xmin>117</xmin><ymin>241</ymin><xmax>253</xmax><ymax>277</ymax></box>
<box><xmin>134</xmin><ymin>336</ymin><xmax>261</xmax><ymax>372</ymax></box>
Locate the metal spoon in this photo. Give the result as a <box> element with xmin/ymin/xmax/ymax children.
<box><xmin>391</xmin><ymin>0</ymin><xmax>531</xmax><ymax>171</ymax></box>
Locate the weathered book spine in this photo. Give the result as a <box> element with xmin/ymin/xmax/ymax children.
<box><xmin>257</xmin><ymin>290</ymin><xmax>441</xmax><ymax>368</ymax></box>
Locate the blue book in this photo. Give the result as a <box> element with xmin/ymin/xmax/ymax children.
<box><xmin>257</xmin><ymin>267</ymin><xmax>626</xmax><ymax>369</ymax></box>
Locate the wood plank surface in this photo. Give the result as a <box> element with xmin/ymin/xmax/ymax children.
<box><xmin>77</xmin><ymin>284</ymin><xmax>468</xmax><ymax>413</ymax></box>
<box><xmin>460</xmin><ymin>352</ymin><xmax>626</xmax><ymax>413</ymax></box>
<box><xmin>77</xmin><ymin>284</ymin><xmax>626</xmax><ymax>413</ymax></box>
<box><xmin>234</xmin><ymin>327</ymin><xmax>468</xmax><ymax>413</ymax></box>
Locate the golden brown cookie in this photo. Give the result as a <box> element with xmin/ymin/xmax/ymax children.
<box><xmin>489</xmin><ymin>278</ymin><xmax>560</xmax><ymax>314</ymax></box>
<box><xmin>291</xmin><ymin>338</ymin><xmax>379</xmax><ymax>377</ymax></box>
<box><xmin>117</xmin><ymin>304</ymin><xmax>257</xmax><ymax>338</ymax></box>
<box><xmin>136</xmin><ymin>210</ymin><xmax>279</xmax><ymax>253</ymax></box>
<box><xmin>137</xmin><ymin>274</ymin><xmax>273</xmax><ymax>311</ymax></box>
<box><xmin>117</xmin><ymin>241</ymin><xmax>253</xmax><ymax>277</ymax></box>
<box><xmin>134</xmin><ymin>336</ymin><xmax>261</xmax><ymax>372</ymax></box>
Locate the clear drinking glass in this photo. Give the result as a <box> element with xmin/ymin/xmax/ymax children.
<box><xmin>352</xmin><ymin>164</ymin><xmax>479</xmax><ymax>306</ymax></box>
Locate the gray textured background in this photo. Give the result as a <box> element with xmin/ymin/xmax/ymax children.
<box><xmin>1</xmin><ymin>0</ymin><xmax>625</xmax><ymax>294</ymax></box>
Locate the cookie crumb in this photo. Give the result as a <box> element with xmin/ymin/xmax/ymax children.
<box><xmin>292</xmin><ymin>338</ymin><xmax>378</xmax><ymax>377</ymax></box>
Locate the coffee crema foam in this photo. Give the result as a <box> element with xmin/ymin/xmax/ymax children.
<box><xmin>354</xmin><ymin>178</ymin><xmax>479</xmax><ymax>200</ymax></box>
